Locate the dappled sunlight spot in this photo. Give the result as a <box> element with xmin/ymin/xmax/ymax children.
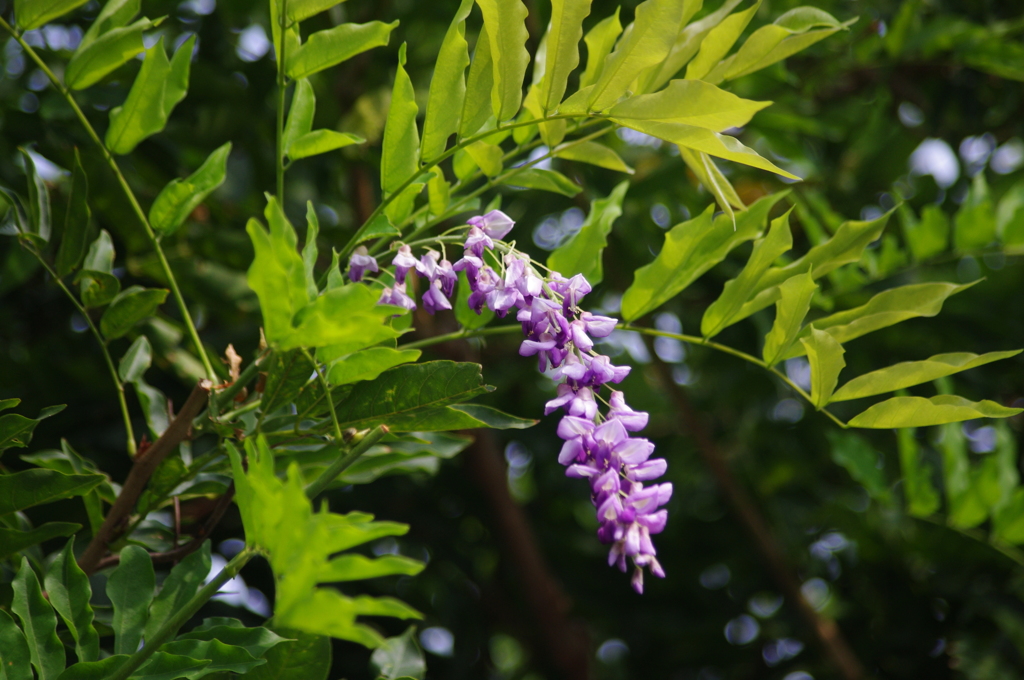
<box><xmin>724</xmin><ymin>614</ymin><xmax>760</xmax><ymax>645</ymax></box>
<box><xmin>910</xmin><ymin>138</ymin><xmax>959</xmax><ymax>189</ymax></box>
<box><xmin>420</xmin><ymin>626</ymin><xmax>455</xmax><ymax>657</ymax></box>
<box><xmin>236</xmin><ymin>24</ymin><xmax>270</xmax><ymax>62</ymax></box>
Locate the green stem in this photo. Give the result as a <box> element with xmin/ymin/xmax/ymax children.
<box><xmin>398</xmin><ymin>325</ymin><xmax>521</xmax><ymax>350</ymax></box>
<box><xmin>276</xmin><ymin>0</ymin><xmax>289</xmax><ymax>200</ymax></box>
<box><xmin>301</xmin><ymin>348</ymin><xmax>342</xmax><ymax>442</ymax></box>
<box><xmin>219</xmin><ymin>398</ymin><xmax>262</xmax><ymax>422</ymax></box>
<box><xmin>304</xmin><ymin>425</ymin><xmax>389</xmax><ymax>499</ymax></box>
<box><xmin>0</xmin><ymin>16</ymin><xmax>217</xmax><ymax>382</ymax></box>
<box><xmin>208</xmin><ymin>350</ymin><xmax>267</xmax><ymax>416</ymax></box>
<box><xmin>27</xmin><ymin>245</ymin><xmax>137</xmax><ymax>456</ymax></box>
<box><xmin>108</xmin><ymin>548</ymin><xmax>257</xmax><ymax>680</ymax></box>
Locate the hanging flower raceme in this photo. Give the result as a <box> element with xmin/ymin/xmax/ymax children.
<box><xmin>346</xmin><ymin>210</ymin><xmax>671</xmax><ymax>592</ymax></box>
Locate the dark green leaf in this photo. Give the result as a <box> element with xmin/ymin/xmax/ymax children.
<box><xmin>107</xmin><ymin>544</ymin><xmax>155</xmax><ymax>655</ymax></box>
<box><xmin>261</xmin><ymin>350</ymin><xmax>315</xmax><ymax>415</ymax></box>
<box><xmin>286</xmin><ymin>21</ymin><xmax>399</xmax><ymax>80</ymax></box>
<box><xmin>0</xmin><ymin>609</ymin><xmax>32</xmax><ymax>680</ymax></box>
<box><xmin>56</xmin><ymin>149</ymin><xmax>91</xmax><ymax>277</ymax></box>
<box><xmin>0</xmin><ymin>523</ymin><xmax>80</xmax><ymax>560</ymax></box>
<box><xmin>0</xmin><ymin>398</ymin><xmax>20</xmax><ymax>413</ymax></box>
<box><xmin>177</xmin><ymin>622</ymin><xmax>290</xmax><ymax>659</ymax></box>
<box><xmin>134</xmin><ymin>378</ymin><xmax>169</xmax><ymax>438</ymax></box>
<box><xmin>0</xmin><ymin>468</ymin><xmax>102</xmax><ymax>514</ymax></box>
<box><xmin>19</xmin><ymin>150</ymin><xmax>51</xmax><ymax>243</ymax></box>
<box><xmin>66</xmin><ymin>17</ymin><xmax>161</xmax><ymax>90</ymax></box>
<box><xmin>548</xmin><ymin>181</ymin><xmax>628</xmax><ymax>284</ymax></box>
<box><xmin>283</xmin><ymin>80</ymin><xmax>315</xmax><ymax>157</ymax></box>
<box><xmin>245</xmin><ymin>629</ymin><xmax>331</xmax><ymax>680</ymax></box>
<box><xmin>449</xmin><ymin>404</ymin><xmax>536</xmax><ymax>429</ymax></box>
<box><xmin>371</xmin><ymin>627</ymin><xmax>425</xmax><ymax>680</ymax></box>
<box><xmin>118</xmin><ymin>335</ymin><xmax>153</xmax><ymax>383</ymax></box>
<box><xmin>508</xmin><ymin>168</ymin><xmax>581</xmax><ymax>196</ymax></box>
<box><xmin>15</xmin><ymin>0</ymin><xmax>90</xmax><ymax>30</ymax></box>
<box><xmin>44</xmin><ymin>537</ymin><xmax>99</xmax><ymax>662</ymax></box>
<box><xmin>150</xmin><ymin>143</ymin><xmax>231</xmax><ymax>236</ymax></box>
<box><xmin>0</xmin><ymin>404</ymin><xmax>65</xmax><ymax>457</ymax></box>
<box><xmin>353</xmin><ymin>214</ymin><xmax>401</xmax><ymax>247</ymax></box>
<box><xmin>100</xmin><ymin>286</ymin><xmax>169</xmax><ymax>339</ymax></box>
<box><xmin>849</xmin><ymin>395</ymin><xmax>1023</xmax><ymax>429</ymax></box>
<box><xmin>12</xmin><ymin>557</ymin><xmax>65</xmax><ymax>680</ymax></box>
<box><xmin>78</xmin><ymin>269</ymin><xmax>121</xmax><ymax>308</ymax></box>
<box><xmin>158</xmin><ymin>639</ymin><xmax>265</xmax><ymax>675</ymax></box>
<box><xmin>827</xmin><ymin>431</ymin><xmax>890</xmax><ymax>502</ymax></box>
<box><xmin>420</xmin><ymin>0</ymin><xmax>474</xmax><ymax>161</ymax></box>
<box><xmin>54</xmin><ymin>652</ymin><xmax>212</xmax><ymax>680</ymax></box>
<box><xmin>144</xmin><ymin>542</ymin><xmax>212</xmax><ymax>643</ymax></box>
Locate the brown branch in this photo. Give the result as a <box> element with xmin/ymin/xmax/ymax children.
<box><xmin>92</xmin><ymin>483</ymin><xmax>236</xmax><ymax>572</ymax></box>
<box><xmin>646</xmin><ymin>350</ymin><xmax>866</xmax><ymax>680</ymax></box>
<box><xmin>78</xmin><ymin>381</ymin><xmax>212</xmax><ymax>574</ymax></box>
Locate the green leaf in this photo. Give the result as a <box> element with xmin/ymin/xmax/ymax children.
<box><xmin>381</xmin><ymin>42</ymin><xmax>420</xmax><ymax>216</ymax></box>
<box><xmin>539</xmin><ymin>0</ymin><xmax>592</xmax><ymax>113</ymax></box>
<box><xmin>0</xmin><ymin>398</ymin><xmax>20</xmax><ymax>413</ymax></box>
<box><xmin>685</xmin><ymin>0</ymin><xmax>761</xmax><ymax>81</ymax></box>
<box><xmin>610</xmin><ymin>119</ymin><xmax>799</xmax><ymax>179</ymax></box>
<box><xmin>78</xmin><ymin>269</ymin><xmax>121</xmax><ymax>308</ymax></box>
<box><xmin>420</xmin><ymin>0</ymin><xmax>475</xmax><ymax>161</ymax></box>
<box><xmin>149</xmin><ymin>143</ymin><xmax>231</xmax><ymax>236</ymax></box>
<box><xmin>177</xmin><ymin>622</ymin><xmax>290</xmax><ymax>659</ymax></box>
<box><xmin>82</xmin><ymin>228</ymin><xmax>115</xmax><ymax>273</ymax></box>
<box><xmin>548</xmin><ymin>181</ymin><xmax>627</xmax><ymax>284</ymax></box>
<box><xmin>762</xmin><ymin>269</ymin><xmax>816</xmax><ymax>367</ymax></box>
<box><xmin>508</xmin><ymin>168</ymin><xmax>581</xmax><ymax>196</ymax></box>
<box><xmin>12</xmin><ymin>557</ymin><xmax>65</xmax><ymax>680</ymax></box>
<box><xmin>476</xmin><ymin>0</ymin><xmax>531</xmax><ymax>121</ymax></box>
<box><xmin>106</xmin><ymin>35</ymin><xmax>194</xmax><ymax>155</ymax></box>
<box><xmin>319</xmin><ymin>554</ymin><xmax>424</xmax><ymax>582</ymax></box>
<box><xmin>994</xmin><ymin>488</ymin><xmax>1024</xmax><ymax>545</ymax></box>
<box><xmin>607</xmin><ymin>80</ymin><xmax>770</xmax><ymax>130</ymax></box>
<box><xmin>44</xmin><ymin>537</ymin><xmax>99</xmax><ymax>663</ymax></box>
<box><xmin>997</xmin><ymin>180</ymin><xmax>1024</xmax><ymax>246</ymax></box>
<box><xmin>245</xmin><ymin>629</ymin><xmax>331</xmax><ymax>680</ymax></box>
<box><xmin>827</xmin><ymin>431</ymin><xmax>890</xmax><ymax>502</ymax></box>
<box><xmin>449</xmin><ymin>404</ymin><xmax>536</xmax><ymax>429</ymax></box>
<box><xmin>353</xmin><ymin>214</ymin><xmax>401</xmax><ymax>247</ymax></box>
<box><xmin>158</xmin><ymin>639</ymin><xmax>265</xmax><ymax>675</ymax></box>
<box><xmin>283</xmin><ymin>80</ymin><xmax>315</xmax><ymax>156</ymax></box>
<box><xmin>679</xmin><ymin>148</ymin><xmax>743</xmax><ymax>223</ymax></box>
<box><xmin>784</xmin><ymin>282</ymin><xmax>977</xmax><ymax>359</ymax></box>
<box><xmin>954</xmin><ymin>173</ymin><xmax>997</xmax><ymax>250</ymax></box>
<box><xmin>459</xmin><ymin>27</ymin><xmax>494</xmax><ymax>138</ymax></box>
<box><xmin>286</xmin><ymin>0</ymin><xmax>345</xmax><ymax>23</ymax></box>
<box><xmin>898</xmin><ymin>203</ymin><xmax>948</xmax><ymax>262</ymax></box>
<box><xmin>622</xmin><ymin>192</ymin><xmax>787</xmax><ymax>321</ymax></box>
<box><xmin>0</xmin><ymin>405</ymin><xmax>65</xmax><ymax>457</ymax></box>
<box><xmin>0</xmin><ymin>468</ymin><xmax>102</xmax><ymax>515</ymax></box>
<box><xmin>578</xmin><ymin>8</ymin><xmax>622</xmax><ymax>90</ymax></box>
<box><xmin>20</xmin><ymin>150</ymin><xmax>52</xmax><ymax>243</ymax></box>
<box><xmin>371</xmin><ymin>627</ymin><xmax>426</xmax><ymax>680</ymax></box>
<box><xmin>302</xmin><ymin>203</ymin><xmax>319</xmax><ymax>300</ymax></box>
<box><xmin>66</xmin><ymin>17</ymin><xmax>161</xmax><ymax>90</ymax></box>
<box><xmin>15</xmin><ymin>0</ymin><xmax>90</xmax><ymax>30</ymax></box>
<box><xmin>326</xmin><ymin>348</ymin><xmax>421</xmax><ymax>386</ymax></box>
<box><xmin>800</xmin><ymin>327</ymin><xmax>845</xmax><ymax>408</ymax></box>
<box><xmin>553</xmin><ymin>140</ymin><xmax>633</xmax><ymax>174</ymax></box>
<box><xmin>588</xmin><ymin>0</ymin><xmax>685</xmax><ymax>111</ymax></box>
<box><xmin>144</xmin><ymin>542</ymin><xmax>212</xmax><ymax>643</ymax></box>
<box><xmin>833</xmin><ymin>351</ymin><xmax>1022</xmax><ymax>403</ymax></box>
<box><xmin>288</xmin><ymin>131</ymin><xmax>364</xmax><ymax>161</ymax></box>
<box><xmin>100</xmin><ymin>286</ymin><xmax>169</xmax><ymax>339</ymax></box>
<box><xmin>0</xmin><ymin>523</ymin><xmax>80</xmax><ymax>560</ymax></box>
<box><xmin>118</xmin><ymin>335</ymin><xmax>153</xmax><ymax>383</ymax></box>
<box><xmin>260</xmin><ymin>350</ymin><xmax>316</xmax><ymax>416</ymax></box>
<box><xmin>850</xmin><ymin>395</ymin><xmax>1023</xmax><ymax>429</ymax></box>
<box><xmin>897</xmin><ymin>427</ymin><xmax>939</xmax><ymax>517</ymax></box>
<box><xmin>55</xmin><ymin>149</ymin><xmax>91</xmax><ymax>277</ymax></box>
<box><xmin>107</xmin><ymin>544</ymin><xmax>155</xmax><ymax>655</ymax></box>
<box><xmin>54</xmin><ymin>652</ymin><xmax>213</xmax><ymax>680</ymax></box>
<box><xmin>134</xmin><ymin>378</ymin><xmax>169</xmax><ymax>438</ymax></box>
<box><xmin>0</xmin><ymin>609</ymin><xmax>32</xmax><ymax>680</ymax></box>
<box><xmin>938</xmin><ymin>421</ymin><xmax>988</xmax><ymax>529</ymax></box>
<box><xmin>77</xmin><ymin>0</ymin><xmax>140</xmax><ymax>53</ymax></box>
<box><xmin>701</xmin><ymin>209</ymin><xmax>794</xmax><ymax>339</ymax></box>
<box><xmin>286</xmin><ymin>21</ymin><xmax>398</xmax><ymax>80</ymax></box>
<box><xmin>465</xmin><ymin>141</ymin><xmax>504</xmax><ymax>178</ymax></box>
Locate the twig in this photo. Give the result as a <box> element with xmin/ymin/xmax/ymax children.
<box><xmin>304</xmin><ymin>426</ymin><xmax>389</xmax><ymax>499</ymax></box>
<box><xmin>645</xmin><ymin>345</ymin><xmax>866</xmax><ymax>680</ymax></box>
<box><xmin>78</xmin><ymin>381</ymin><xmax>212</xmax><ymax>574</ymax></box>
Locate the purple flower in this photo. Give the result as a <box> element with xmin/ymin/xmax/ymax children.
<box><xmin>417</xmin><ymin>250</ymin><xmax>457</xmax><ymax>297</ymax></box>
<box><xmin>464</xmin><ymin>226</ymin><xmax>493</xmax><ymax>257</ymax></box>
<box><xmin>347</xmin><ymin>246</ymin><xmax>379</xmax><ymax>282</ymax></box>
<box><xmin>580</xmin><ymin>311</ymin><xmax>617</xmax><ymax>338</ymax></box>
<box><xmin>608</xmin><ymin>391</ymin><xmax>649</xmax><ymax>431</ymax></box>
<box><xmin>378</xmin><ymin>281</ymin><xmax>417</xmax><ymax>312</ymax></box>
<box><xmin>422</xmin><ymin>279</ymin><xmax>452</xmax><ymax>314</ymax></box>
<box><xmin>468</xmin><ymin>209</ymin><xmax>515</xmax><ymax>240</ymax></box>
<box><xmin>392</xmin><ymin>245</ymin><xmax>418</xmax><ymax>284</ymax></box>
<box><xmin>561</xmin><ymin>274</ymin><xmax>592</xmax><ymax>314</ymax></box>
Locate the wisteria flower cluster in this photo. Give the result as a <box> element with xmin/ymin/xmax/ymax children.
<box><xmin>348</xmin><ymin>210</ymin><xmax>672</xmax><ymax>592</ymax></box>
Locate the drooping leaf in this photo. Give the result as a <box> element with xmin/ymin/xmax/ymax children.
<box><xmin>0</xmin><ymin>468</ymin><xmax>103</xmax><ymax>515</ymax></box>
<box><xmin>12</xmin><ymin>558</ymin><xmax>65</xmax><ymax>680</ymax></box>
<box><xmin>144</xmin><ymin>542</ymin><xmax>212</xmax><ymax>644</ymax></box>
<box><xmin>44</xmin><ymin>537</ymin><xmax>99</xmax><ymax>663</ymax></box>
<box><xmin>539</xmin><ymin>0</ymin><xmax>592</xmax><ymax>114</ymax></box>
<box><xmin>0</xmin><ymin>609</ymin><xmax>32</xmax><ymax>680</ymax></box>
<box><xmin>607</xmin><ymin>80</ymin><xmax>771</xmax><ymax>130</ymax></box>
<box><xmin>381</xmin><ymin>42</ymin><xmax>420</xmax><ymax>222</ymax></box>
<box><xmin>286</xmin><ymin>21</ymin><xmax>398</xmax><ymax>80</ymax></box>
<box><xmin>326</xmin><ymin>348</ymin><xmax>422</xmax><ymax>386</ymax></box>
<box><xmin>0</xmin><ymin>398</ymin><xmax>20</xmax><ymax>413</ymax></box>
<box><xmin>100</xmin><ymin>286</ymin><xmax>169</xmax><ymax>339</ymax></box>
<box><xmin>302</xmin><ymin>203</ymin><xmax>319</xmax><ymax>300</ymax></box>
<box><xmin>19</xmin><ymin>150</ymin><xmax>51</xmax><ymax>244</ymax></box>
<box><xmin>0</xmin><ymin>523</ymin><xmax>80</xmax><ymax>560</ymax></box>
<box><xmin>449</xmin><ymin>404</ymin><xmax>536</xmax><ymax>429</ymax></box>
<box><xmin>832</xmin><ymin>351</ymin><xmax>1022</xmax><ymax>402</ymax></box>
<box><xmin>149</xmin><ymin>143</ymin><xmax>231</xmax><ymax>236</ymax></box>
<box><xmin>244</xmin><ymin>629</ymin><xmax>331</xmax><ymax>680</ymax></box>
<box><xmin>106</xmin><ymin>35</ymin><xmax>194</xmax><ymax>155</ymax></box>
<box><xmin>701</xmin><ymin>209</ymin><xmax>794</xmax><ymax>339</ymax></box>
<box><xmin>66</xmin><ymin>17</ymin><xmax>161</xmax><ymax>90</ymax></box>
<box><xmin>283</xmin><ymin>79</ymin><xmax>316</xmax><ymax>156</ymax></box>
<box><xmin>800</xmin><ymin>327</ymin><xmax>845</xmax><ymax>408</ymax></box>
<box><xmin>679</xmin><ymin>147</ymin><xmax>743</xmax><ymax>222</ymax></box>
<box><xmin>762</xmin><ymin>269</ymin><xmax>816</xmax><ymax>367</ymax></box>
<box><xmin>15</xmin><ymin>0</ymin><xmax>90</xmax><ymax>30</ymax></box>
<box><xmin>507</xmin><ymin>168</ymin><xmax>581</xmax><ymax>196</ymax></box>
<box><xmin>371</xmin><ymin>627</ymin><xmax>426</xmax><ymax>680</ymax></box>
<box><xmin>578</xmin><ymin>8</ymin><xmax>622</xmax><ymax>90</ymax></box>
<box><xmin>827</xmin><ymin>431</ymin><xmax>890</xmax><ymax>502</ymax></box>
<box><xmin>420</xmin><ymin>0</ymin><xmax>475</xmax><ymax>161</ymax></box>
<box><xmin>107</xmin><ymin>544</ymin><xmax>155</xmax><ymax>655</ymax></box>
<box><xmin>622</xmin><ymin>192</ymin><xmax>788</xmax><ymax>321</ymax></box>
<box><xmin>548</xmin><ymin>181</ymin><xmax>628</xmax><ymax>284</ymax></box>
<box><xmin>588</xmin><ymin>0</ymin><xmax>686</xmax><ymax>111</ymax></box>
<box><xmin>554</xmin><ymin>140</ymin><xmax>633</xmax><ymax>174</ymax></box>
<box><xmin>118</xmin><ymin>335</ymin><xmax>153</xmax><ymax>383</ymax></box>
<box><xmin>849</xmin><ymin>395</ymin><xmax>1023</xmax><ymax>429</ymax></box>
<box><xmin>0</xmin><ymin>404</ymin><xmax>65</xmax><ymax>457</ymax></box>
<box><xmin>55</xmin><ymin>149</ymin><xmax>90</xmax><ymax>277</ymax></box>
<box><xmin>685</xmin><ymin>0</ymin><xmax>761</xmax><ymax>81</ymax></box>
<box><xmin>476</xmin><ymin>0</ymin><xmax>531</xmax><ymax>122</ymax></box>
<box><xmin>134</xmin><ymin>378</ymin><xmax>169</xmax><ymax>438</ymax></box>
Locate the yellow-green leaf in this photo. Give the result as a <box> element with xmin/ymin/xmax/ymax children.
<box><xmin>459</xmin><ymin>27</ymin><xmax>494</xmax><ymax>138</ymax></box>
<box><xmin>283</xmin><ymin>79</ymin><xmax>316</xmax><ymax>156</ymax></box>
<box><xmin>849</xmin><ymin>395</ymin><xmax>1023</xmax><ymax>429</ymax></box>
<box><xmin>578</xmin><ymin>8</ymin><xmax>621</xmax><ymax>90</ymax></box>
<box><xmin>286</xmin><ymin>21</ymin><xmax>398</xmax><ymax>80</ymax></box>
<box><xmin>382</xmin><ymin>43</ymin><xmax>419</xmax><ymax>199</ymax></box>
<box><xmin>421</xmin><ymin>0</ymin><xmax>475</xmax><ymax>161</ymax></box>
<box><xmin>607</xmin><ymin>79</ymin><xmax>770</xmax><ymax>130</ymax></box>
<box><xmin>286</xmin><ymin>0</ymin><xmax>346</xmax><ymax>23</ymax></box>
<box><xmin>685</xmin><ymin>0</ymin><xmax>761</xmax><ymax>81</ymax></box>
<box><xmin>508</xmin><ymin>168</ymin><xmax>581</xmax><ymax>196</ymax></box>
<box><xmin>548</xmin><ymin>181</ymin><xmax>628</xmax><ymax>284</ymax></box>
<box><xmin>476</xmin><ymin>0</ymin><xmax>531</xmax><ymax>122</ymax></box>
<box><xmin>762</xmin><ymin>269</ymin><xmax>816</xmax><ymax>367</ymax></box>
<box><xmin>15</xmin><ymin>0</ymin><xmax>89</xmax><ymax>30</ymax></box>
<box><xmin>554</xmin><ymin>140</ymin><xmax>633</xmax><ymax>174</ymax></box>
<box><xmin>289</xmin><ymin>131</ymin><xmax>364</xmax><ymax>160</ymax></box>
<box><xmin>539</xmin><ymin>0</ymin><xmax>592</xmax><ymax>113</ymax></box>
<box><xmin>800</xmin><ymin>327</ymin><xmax>845</xmax><ymax>408</ymax></box>
<box><xmin>65</xmin><ymin>17</ymin><xmax>160</xmax><ymax>90</ymax></box>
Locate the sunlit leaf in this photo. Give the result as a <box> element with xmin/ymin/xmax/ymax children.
<box><xmin>679</xmin><ymin>147</ymin><xmax>743</xmax><ymax>222</ymax></box>
<box><xmin>459</xmin><ymin>27</ymin><xmax>494</xmax><ymax>138</ymax></box>
<box><xmin>465</xmin><ymin>141</ymin><xmax>503</xmax><ymax>178</ymax></box>
<box><xmin>326</xmin><ymin>348</ymin><xmax>422</xmax><ymax>386</ymax></box>
<box><xmin>381</xmin><ymin>42</ymin><xmax>420</xmax><ymax>222</ymax></box>
<box><xmin>539</xmin><ymin>0</ymin><xmax>592</xmax><ymax>114</ymax></box>
<box><xmin>608</xmin><ymin>80</ymin><xmax>770</xmax><ymax>130</ymax></box>
<box><xmin>287</xmin><ymin>21</ymin><xmax>399</xmax><ymax>80</ymax></box>
<box><xmin>762</xmin><ymin>269</ymin><xmax>816</xmax><ymax>367</ymax></box>
<box><xmin>685</xmin><ymin>1</ymin><xmax>761</xmax><ymax>81</ymax></box>
<box><xmin>66</xmin><ymin>17</ymin><xmax>161</xmax><ymax>90</ymax></box>
<box><xmin>286</xmin><ymin>0</ymin><xmax>346</xmax><ymax>23</ymax></box>
<box><xmin>15</xmin><ymin>0</ymin><xmax>90</xmax><ymax>30</ymax></box>
<box><xmin>578</xmin><ymin>8</ymin><xmax>621</xmax><ymax>90</ymax></box>
<box><xmin>507</xmin><ymin>168</ymin><xmax>581</xmax><ymax>196</ymax></box>
<box><xmin>554</xmin><ymin>140</ymin><xmax>633</xmax><ymax>174</ymax></box>
<box><xmin>149</xmin><ymin>143</ymin><xmax>231</xmax><ymax>236</ymax></box>
<box><xmin>800</xmin><ymin>327</ymin><xmax>845</xmax><ymax>408</ymax></box>
<box><xmin>420</xmin><ymin>0</ymin><xmax>474</xmax><ymax>161</ymax></box>
<box><xmin>548</xmin><ymin>181</ymin><xmax>628</xmax><ymax>284</ymax></box>
<box><xmin>476</xmin><ymin>0</ymin><xmax>531</xmax><ymax>121</ymax></box>
<box><xmin>832</xmin><ymin>351</ymin><xmax>1021</xmax><ymax>402</ymax></box>
<box><xmin>288</xmin><ymin>131</ymin><xmax>364</xmax><ymax>160</ymax></box>
<box><xmin>849</xmin><ymin>395</ymin><xmax>1023</xmax><ymax>429</ymax></box>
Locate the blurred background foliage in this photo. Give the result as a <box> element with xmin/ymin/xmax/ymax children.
<box><xmin>1</xmin><ymin>0</ymin><xmax>1023</xmax><ymax>678</ymax></box>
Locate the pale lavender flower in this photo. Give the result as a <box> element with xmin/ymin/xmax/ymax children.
<box><xmin>378</xmin><ymin>281</ymin><xmax>416</xmax><ymax>311</ymax></box>
<box><xmin>347</xmin><ymin>246</ymin><xmax>379</xmax><ymax>282</ymax></box>
<box><xmin>392</xmin><ymin>245</ymin><xmax>418</xmax><ymax>284</ymax></box>
<box><xmin>468</xmin><ymin>209</ymin><xmax>515</xmax><ymax>240</ymax></box>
